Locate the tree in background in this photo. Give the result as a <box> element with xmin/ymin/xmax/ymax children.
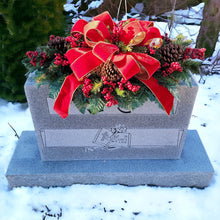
<box><xmin>86</xmin><ymin>0</ymin><xmax>202</xmax><ymax>19</ymax></box>
<box><xmin>0</xmin><ymin>0</ymin><xmax>67</xmax><ymax>102</ymax></box>
<box><xmin>196</xmin><ymin>0</ymin><xmax>220</xmax><ymax>57</ymax></box>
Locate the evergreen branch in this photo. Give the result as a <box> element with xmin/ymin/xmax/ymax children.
<box><xmin>73</xmin><ymin>89</ymin><xmax>89</xmax><ymax>114</ymax></box>
<box><xmin>87</xmin><ymin>97</ymin><xmax>106</xmax><ymax>114</ymax></box>
<box><xmin>168</xmin><ymin>75</ymin><xmax>180</xmax><ymax>83</ymax></box>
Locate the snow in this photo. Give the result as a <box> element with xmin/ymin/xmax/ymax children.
<box><xmin>155</xmin><ymin>3</ymin><xmax>205</xmax><ymax>44</ymax></box>
<box><xmin>163</xmin><ymin>3</ymin><xmax>204</xmax><ymax>25</ymax></box>
<box><xmin>1</xmin><ymin>2</ymin><xmax>220</xmax><ymax>220</ymax></box>
<box><xmin>64</xmin><ymin>0</ymin><xmax>103</xmax><ymax>22</ymax></box>
<box><xmin>88</xmin><ymin>0</ymin><xmax>103</xmax><ymax>10</ymax></box>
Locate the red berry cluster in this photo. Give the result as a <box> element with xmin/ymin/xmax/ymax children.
<box><xmin>65</xmin><ymin>33</ymin><xmax>87</xmax><ymax>48</ymax></box>
<box><xmin>183</xmin><ymin>47</ymin><xmax>206</xmax><ymax>60</ymax></box>
<box><xmin>26</xmin><ymin>51</ymin><xmax>38</xmax><ymax>66</ymax></box>
<box><xmin>146</xmin><ymin>45</ymin><xmax>156</xmax><ymax>55</ymax></box>
<box><xmin>111</xmin><ymin>22</ymin><xmax>123</xmax><ymax>43</ymax></box>
<box><xmin>102</xmin><ymin>76</ymin><xmax>117</xmax><ymax>88</ymax></box>
<box><xmin>26</xmin><ymin>51</ymin><xmax>47</xmax><ymax>67</ymax></box>
<box><xmin>101</xmin><ymin>87</ymin><xmax>118</xmax><ymax>107</ymax></box>
<box><xmin>26</xmin><ymin>51</ymin><xmax>38</xmax><ymax>59</ymax></box>
<box><xmin>72</xmin><ymin>33</ymin><xmax>82</xmax><ymax>40</ymax></box>
<box><xmin>101</xmin><ymin>77</ymin><xmax>118</xmax><ymax>107</ymax></box>
<box><xmin>162</xmin><ymin>33</ymin><xmax>171</xmax><ymax>44</ymax></box>
<box><xmin>149</xmin><ymin>47</ymin><xmax>156</xmax><ymax>55</ymax></box>
<box><xmin>162</xmin><ymin>61</ymin><xmax>183</xmax><ymax>76</ymax></box>
<box><xmin>54</xmin><ymin>53</ymin><xmax>69</xmax><ymax>66</ymax></box>
<box><xmin>39</xmin><ymin>52</ymin><xmax>47</xmax><ymax>66</ymax></box>
<box><xmin>49</xmin><ymin>35</ymin><xmax>55</xmax><ymax>41</ymax></box>
<box><xmin>118</xmin><ymin>78</ymin><xmax>140</xmax><ymax>92</ymax></box>
<box><xmin>65</xmin><ymin>36</ymin><xmax>78</xmax><ymax>48</ymax></box>
<box><xmin>82</xmin><ymin>78</ymin><xmax>93</xmax><ymax>98</ymax></box>
<box><xmin>170</xmin><ymin>62</ymin><xmax>183</xmax><ymax>71</ymax></box>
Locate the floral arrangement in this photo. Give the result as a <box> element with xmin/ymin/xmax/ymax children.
<box><xmin>23</xmin><ymin>11</ymin><xmax>205</xmax><ymax>118</ymax></box>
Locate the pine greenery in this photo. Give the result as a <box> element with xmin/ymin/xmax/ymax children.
<box><xmin>116</xmin><ymin>82</ymin><xmax>150</xmax><ymax>111</ymax></box>
<box><xmin>73</xmin><ymin>89</ymin><xmax>89</xmax><ymax>114</ymax></box>
<box><xmin>0</xmin><ymin>0</ymin><xmax>67</xmax><ymax>102</ymax></box>
<box><xmin>87</xmin><ymin>97</ymin><xmax>106</xmax><ymax>115</ymax></box>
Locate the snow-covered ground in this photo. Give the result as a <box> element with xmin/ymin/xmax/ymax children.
<box><xmin>0</xmin><ymin>74</ymin><xmax>220</xmax><ymax>220</ymax></box>
<box><xmin>1</xmin><ymin>2</ymin><xmax>220</xmax><ymax>220</ymax></box>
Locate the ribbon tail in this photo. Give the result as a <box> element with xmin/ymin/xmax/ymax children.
<box><xmin>54</xmin><ymin>74</ymin><xmax>83</xmax><ymax>119</ymax></box>
<box><xmin>139</xmin><ymin>77</ymin><xmax>174</xmax><ymax>115</ymax></box>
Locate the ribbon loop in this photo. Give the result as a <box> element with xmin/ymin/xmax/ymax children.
<box><xmin>71</xmin><ymin>51</ymin><xmax>103</xmax><ymax>81</ymax></box>
<box><xmin>93</xmin><ymin>11</ymin><xmax>115</xmax><ymax>31</ymax></box>
<box><xmin>141</xmin><ymin>26</ymin><xmax>163</xmax><ymax>47</ymax></box>
<box><xmin>120</xmin><ymin>20</ymin><xmax>146</xmax><ymax>46</ymax></box>
<box><xmin>84</xmin><ymin>21</ymin><xmax>111</xmax><ymax>47</ymax></box>
<box><xmin>71</xmin><ymin>19</ymin><xmax>88</xmax><ymax>35</ymax></box>
<box><xmin>93</xmin><ymin>42</ymin><xmax>119</xmax><ymax>62</ymax></box>
<box><xmin>65</xmin><ymin>48</ymin><xmax>91</xmax><ymax>64</ymax></box>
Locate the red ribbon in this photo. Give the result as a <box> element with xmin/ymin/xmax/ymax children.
<box><xmin>54</xmin><ymin>11</ymin><xmax>174</xmax><ymax>118</ymax></box>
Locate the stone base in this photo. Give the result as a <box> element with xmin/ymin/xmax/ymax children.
<box><xmin>6</xmin><ymin>130</ymin><xmax>214</xmax><ymax>188</ymax></box>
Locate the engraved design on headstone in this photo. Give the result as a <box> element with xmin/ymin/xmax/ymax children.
<box><xmin>92</xmin><ymin>124</ymin><xmax>131</xmax><ymax>150</ymax></box>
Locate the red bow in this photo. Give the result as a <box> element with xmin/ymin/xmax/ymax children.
<box><xmin>54</xmin><ymin>12</ymin><xmax>174</xmax><ymax>118</ymax></box>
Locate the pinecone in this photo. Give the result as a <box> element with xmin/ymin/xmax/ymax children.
<box><xmin>47</xmin><ymin>36</ymin><xmax>68</xmax><ymax>53</ymax></box>
<box><xmin>159</xmin><ymin>43</ymin><xmax>184</xmax><ymax>63</ymax></box>
<box><xmin>98</xmin><ymin>61</ymin><xmax>122</xmax><ymax>82</ymax></box>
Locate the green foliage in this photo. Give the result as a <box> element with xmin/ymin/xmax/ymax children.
<box><xmin>73</xmin><ymin>89</ymin><xmax>89</xmax><ymax>114</ymax></box>
<box><xmin>87</xmin><ymin>96</ymin><xmax>106</xmax><ymax>115</ymax></box>
<box><xmin>173</xmin><ymin>34</ymin><xmax>193</xmax><ymax>48</ymax></box>
<box><xmin>154</xmin><ymin>66</ymin><xmax>193</xmax><ymax>101</ymax></box>
<box><xmin>132</xmin><ymin>46</ymin><xmax>147</xmax><ymax>53</ymax></box>
<box><xmin>0</xmin><ymin>0</ymin><xmax>67</xmax><ymax>102</ymax></box>
<box><xmin>173</xmin><ymin>69</ymin><xmax>192</xmax><ymax>87</ymax></box>
<box><xmin>91</xmin><ymin>79</ymin><xmax>103</xmax><ymax>95</ymax></box>
<box><xmin>181</xmin><ymin>59</ymin><xmax>201</xmax><ymax>74</ymax></box>
<box><xmin>115</xmin><ymin>87</ymin><xmax>126</xmax><ymax>97</ymax></box>
<box><xmin>48</xmin><ymin>77</ymin><xmax>66</xmax><ymax>99</ymax></box>
<box><xmin>116</xmin><ymin>41</ymin><xmax>132</xmax><ymax>53</ymax></box>
<box><xmin>117</xmin><ymin>82</ymin><xmax>150</xmax><ymax>111</ymax></box>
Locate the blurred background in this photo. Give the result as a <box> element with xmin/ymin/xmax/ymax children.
<box><xmin>0</xmin><ymin>0</ymin><xmax>219</xmax><ymax>102</ymax></box>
